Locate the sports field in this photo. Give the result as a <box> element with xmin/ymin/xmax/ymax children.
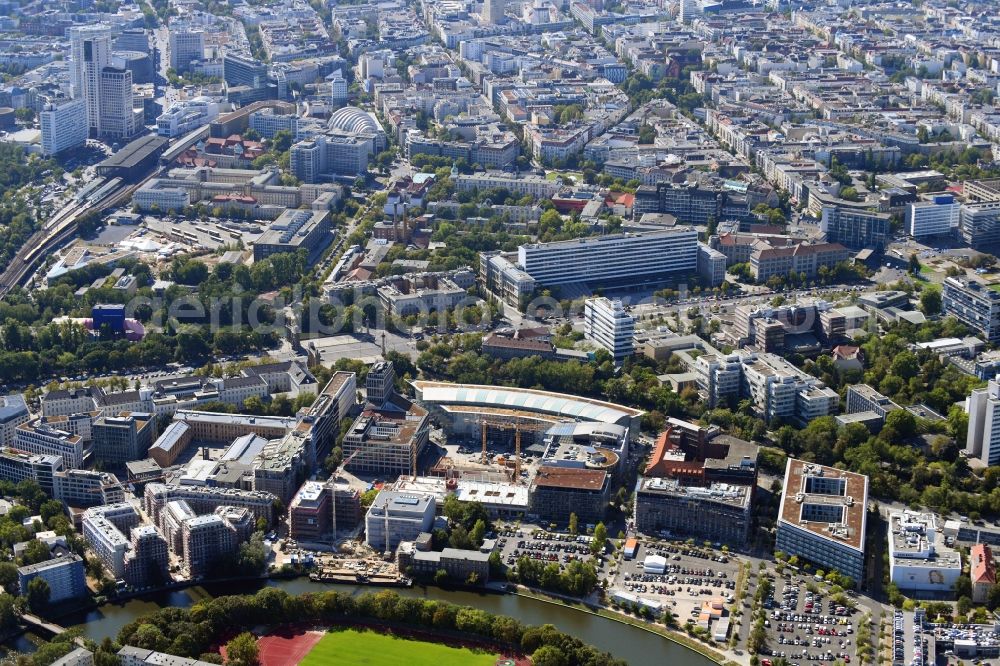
<box><xmin>298</xmin><ymin>628</ymin><xmax>499</xmax><ymax>666</ymax></box>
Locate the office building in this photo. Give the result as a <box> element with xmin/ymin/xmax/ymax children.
<box><xmin>633</xmin><ymin>183</ymin><xmax>725</xmax><ymax>225</ymax></box>
<box><xmin>97</xmin><ymin>67</ymin><xmax>138</xmax><ymax>141</ymax></box>
<box><xmin>887</xmin><ymin>510</ymin><xmax>961</xmax><ymax>597</ymax></box>
<box><xmin>14</xmin><ymin>421</ymin><xmax>85</xmax><ymax>470</ymax></box>
<box><xmin>365</xmin><ymin>491</ymin><xmax>435</xmax><ymax>551</ymax></box>
<box><xmin>143</xmin><ymin>483</ymin><xmax>276</xmax><ymax>526</ymax></box>
<box><xmin>54</xmin><ymin>468</ymin><xmax>125</xmax><ymax>507</ymax></box>
<box><xmin>821</xmin><ymin>205</ymin><xmax>891</xmax><ymax>251</ymax></box>
<box><xmin>750</xmin><ymin>242</ymin><xmax>851</xmax><ymax>283</ymax></box>
<box><xmin>698</xmin><ymin>243</ymin><xmax>727</xmax><ymax>286</ymax></box>
<box><xmin>253</xmin><ymin>209</ymin><xmax>332</xmax><ymax>263</ymax></box>
<box><xmin>76</xmin><ymin>29</ymin><xmax>113</xmax><ymax>135</ymax></box>
<box><xmin>775</xmin><ymin>459</ymin><xmax>868</xmax><ymax>584</ymax></box>
<box><xmin>943</xmin><ymin>277</ymin><xmax>1000</xmax><ymax>343</ymax></box>
<box><xmin>908</xmin><ymin>196</ymin><xmax>960</xmax><ymax>238</ymax></box>
<box><xmin>635</xmin><ymin>477</ymin><xmax>752</xmax><ymax>545</ymax></box>
<box><xmin>529</xmin><ymin>467</ymin><xmax>609</xmax><ymax>524</ymax></box>
<box><xmin>401</xmin><ymin>545</ymin><xmax>491</xmax><ymax>582</ymax></box>
<box><xmin>960</xmin><ymin>202</ymin><xmax>1000</xmax><ymax>250</ymax></box>
<box><xmin>156</xmin><ymin>98</ymin><xmax>220</xmax><ymax>138</ymax></box>
<box><xmin>343</xmin><ymin>400</ymin><xmax>430</xmax><ymax>477</ymax></box>
<box><xmin>454</xmin><ymin>172</ymin><xmax>560</xmax><ymax>199</ymax></box>
<box><xmin>366</xmin><ymin>361</ymin><xmax>396</xmax><ymax>407</ymax></box>
<box><xmin>479</xmin><ymin>252</ymin><xmax>536</xmax><ymax>310</ymax></box>
<box><xmin>72</xmin><ymin>28</ymin><xmax>136</xmax><ymax>139</ymax></box>
<box><xmin>695</xmin><ymin>352</ymin><xmax>837</xmax><ymax>424</ymax></box>
<box><xmin>302</xmin><ymin>371</ymin><xmax>357</xmax><ymax>459</ymax></box>
<box><xmin>0</xmin><ymin>395</ymin><xmax>28</xmax><ymax>448</ymax></box>
<box><xmin>482</xmin><ymin>0</ymin><xmax>506</xmax><ymax>24</ymax></box>
<box><xmin>249</xmin><ymin>109</ymin><xmax>299</xmax><ymax>139</ymax></box>
<box><xmin>966</xmin><ymin>378</ymin><xmax>1000</xmax><ymax>466</ymax></box>
<box><xmin>69</xmin><ymin>24</ymin><xmax>114</xmax><ymax>101</ymax></box>
<box><xmin>972</xmin><ymin>543</ymin><xmax>996</xmax><ymax>604</ymax></box>
<box><xmin>223</xmin><ymin>53</ymin><xmax>268</xmax><ymax>89</ymax></box>
<box><xmin>168</xmin><ymin>30</ymin><xmax>204</xmax><ymax>72</ymax></box>
<box><xmin>517</xmin><ymin>229</ymin><xmax>699</xmax><ymax>288</ymax></box>
<box><xmin>17</xmin><ymin>553</ymin><xmax>87</xmax><ymax>603</ymax></box>
<box><xmin>584</xmin><ymin>297</ymin><xmax>635</xmax><ymax>360</ymax></box>
<box><xmin>330</xmin><ymin>70</ymin><xmax>347</xmax><ymax>105</ymax></box>
<box><xmin>92</xmin><ymin>413</ymin><xmax>154</xmax><ymax>466</ymax></box>
<box><xmin>40</xmin><ymin>97</ymin><xmax>88</xmax><ymax>156</ymax></box>
<box><xmin>290</xmin><ymin>135</ymin><xmax>373</xmax><ymax>182</ymax></box>
<box><xmin>0</xmin><ymin>449</ymin><xmax>61</xmax><ymax>496</ymax></box>
<box><xmin>840</xmin><ymin>384</ymin><xmax>901</xmax><ymax>432</ymax></box>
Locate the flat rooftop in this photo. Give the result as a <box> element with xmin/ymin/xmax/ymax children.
<box><xmin>639</xmin><ymin>477</ymin><xmax>751</xmax><ymax>508</ymax></box>
<box><xmin>532</xmin><ymin>466</ymin><xmax>607</xmax><ymax>491</ymax></box>
<box><xmin>778</xmin><ymin>458</ymin><xmax>868</xmax><ymax>553</ymax></box>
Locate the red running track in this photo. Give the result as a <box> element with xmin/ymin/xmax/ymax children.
<box><xmin>249</xmin><ymin>629</ymin><xmax>324</xmax><ymax>666</ymax></box>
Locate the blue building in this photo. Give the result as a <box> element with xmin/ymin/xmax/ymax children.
<box><xmin>92</xmin><ymin>304</ymin><xmax>126</xmax><ymax>337</ymax></box>
<box><xmin>18</xmin><ymin>553</ymin><xmax>87</xmax><ymax>603</ymax></box>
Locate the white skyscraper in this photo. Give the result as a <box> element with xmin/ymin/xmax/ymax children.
<box><xmin>679</xmin><ymin>0</ymin><xmax>702</xmax><ymax>24</ymax></box>
<box><xmin>75</xmin><ymin>30</ymin><xmax>114</xmax><ymax>136</ymax></box>
<box><xmin>98</xmin><ymin>67</ymin><xmax>137</xmax><ymax>141</ymax></box>
<box><xmin>70</xmin><ymin>24</ymin><xmax>115</xmax><ymax>99</ymax></box>
<box><xmin>70</xmin><ymin>25</ymin><xmax>136</xmax><ymax>140</ymax></box>
<box><xmin>967</xmin><ymin>378</ymin><xmax>1000</xmax><ymax>466</ymax></box>
<box><xmin>40</xmin><ymin>97</ymin><xmax>88</xmax><ymax>156</ymax></box>
<box><xmin>330</xmin><ymin>70</ymin><xmax>348</xmax><ymax>106</ymax></box>
<box><xmin>584</xmin><ymin>297</ymin><xmax>635</xmax><ymax>361</ymax></box>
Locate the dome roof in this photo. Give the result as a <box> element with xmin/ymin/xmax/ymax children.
<box><xmin>328</xmin><ymin>107</ymin><xmax>380</xmax><ymax>134</ymax></box>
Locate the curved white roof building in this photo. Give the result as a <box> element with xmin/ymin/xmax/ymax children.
<box><xmin>411</xmin><ymin>380</ymin><xmax>643</xmax><ymax>439</ymax></box>
<box><xmin>328</xmin><ymin>106</ymin><xmax>382</xmax><ymax>135</ymax></box>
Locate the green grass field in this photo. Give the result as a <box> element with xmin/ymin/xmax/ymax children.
<box><xmin>299</xmin><ymin>629</ymin><xmax>498</xmax><ymax>666</ymax></box>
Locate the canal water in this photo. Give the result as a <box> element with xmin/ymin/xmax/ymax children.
<box><xmin>59</xmin><ymin>577</ymin><xmax>717</xmax><ymax>666</ymax></box>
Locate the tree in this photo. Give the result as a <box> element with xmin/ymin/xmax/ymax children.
<box><xmin>26</xmin><ymin>576</ymin><xmax>50</xmax><ymax>613</ymax></box>
<box><xmin>920</xmin><ymin>284</ymin><xmax>942</xmax><ymax>315</ymax></box>
<box><xmin>591</xmin><ymin>522</ymin><xmax>607</xmax><ymax>555</ymax></box>
<box><xmin>909</xmin><ymin>252</ymin><xmax>921</xmax><ymax>274</ymax></box>
<box><xmin>0</xmin><ymin>562</ymin><xmax>17</xmax><ymax>593</ymax></box>
<box><xmin>19</xmin><ymin>538</ymin><xmax>51</xmax><ymax>566</ymax></box>
<box><xmin>532</xmin><ymin>645</ymin><xmax>569</xmax><ymax>666</ymax></box>
<box><xmin>225</xmin><ymin>632</ymin><xmax>259</xmax><ymax>666</ymax></box>
<box><xmin>568</xmin><ymin>512</ymin><xmax>579</xmax><ymax>535</ymax></box>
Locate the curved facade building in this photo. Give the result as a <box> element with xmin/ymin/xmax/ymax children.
<box><xmin>411</xmin><ymin>380</ymin><xmax>643</xmax><ymax>443</ymax></box>
<box><xmin>326</xmin><ymin>106</ymin><xmax>386</xmax><ymax>151</ymax></box>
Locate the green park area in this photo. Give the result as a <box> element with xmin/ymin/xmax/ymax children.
<box><xmin>300</xmin><ymin>628</ymin><xmax>499</xmax><ymax>666</ymax></box>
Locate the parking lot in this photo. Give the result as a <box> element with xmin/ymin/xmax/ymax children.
<box><xmin>761</xmin><ymin>572</ymin><xmax>862</xmax><ymax>665</ymax></box>
<box><xmin>495</xmin><ymin>526</ymin><xmax>611</xmax><ymax>583</ymax></box>
<box><xmin>609</xmin><ymin>539</ymin><xmax>741</xmax><ymax>622</ymax></box>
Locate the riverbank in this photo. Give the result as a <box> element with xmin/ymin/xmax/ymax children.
<box><xmin>510</xmin><ymin>586</ymin><xmax>747</xmax><ymax>666</ymax></box>
<box><xmin>53</xmin><ymin>573</ymin><xmax>720</xmax><ymax>666</ymax></box>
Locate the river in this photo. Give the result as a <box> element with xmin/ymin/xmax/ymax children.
<box><xmin>56</xmin><ymin>577</ymin><xmax>718</xmax><ymax>666</ymax></box>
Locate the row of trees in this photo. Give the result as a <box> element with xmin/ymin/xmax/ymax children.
<box><xmin>117</xmin><ymin>588</ymin><xmax>627</xmax><ymax>666</ymax></box>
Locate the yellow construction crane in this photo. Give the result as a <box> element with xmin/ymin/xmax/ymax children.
<box><xmin>478</xmin><ymin>417</ymin><xmax>549</xmax><ymax>480</ymax></box>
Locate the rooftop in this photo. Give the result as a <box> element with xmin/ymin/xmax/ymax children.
<box><xmin>778</xmin><ymin>458</ymin><xmax>868</xmax><ymax>553</ymax></box>
<box><xmin>532</xmin><ymin>466</ymin><xmax>607</xmax><ymax>491</ymax></box>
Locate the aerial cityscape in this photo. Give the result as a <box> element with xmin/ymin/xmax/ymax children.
<box><xmin>2</xmin><ymin>0</ymin><xmax>1000</xmax><ymax>664</ymax></box>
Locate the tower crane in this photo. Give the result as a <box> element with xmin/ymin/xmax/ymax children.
<box><xmin>477</xmin><ymin>417</ymin><xmax>550</xmax><ymax>481</ymax></box>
